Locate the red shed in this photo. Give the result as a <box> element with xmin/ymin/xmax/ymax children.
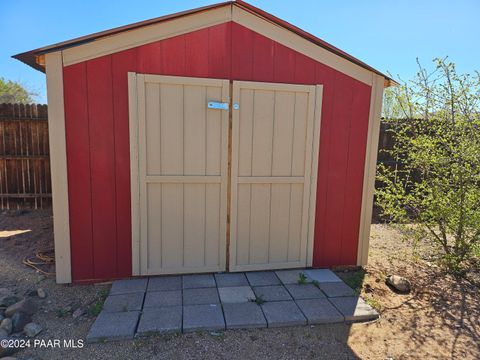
<box><xmin>14</xmin><ymin>1</ymin><xmax>392</xmax><ymax>283</ymax></box>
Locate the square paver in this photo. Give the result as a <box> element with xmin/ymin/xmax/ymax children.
<box><xmin>137</xmin><ymin>306</ymin><xmax>182</xmax><ymax>335</ymax></box>
<box><xmin>285</xmin><ymin>284</ymin><xmax>326</xmax><ymax>300</ymax></box>
<box><xmin>329</xmin><ymin>297</ymin><xmax>379</xmax><ymax>322</ymax></box>
<box><xmin>102</xmin><ymin>293</ymin><xmax>144</xmax><ymax>313</ymax></box>
<box><xmin>215</xmin><ymin>273</ymin><xmax>249</xmax><ymax>287</ymax></box>
<box><xmin>147</xmin><ymin>276</ymin><xmax>182</xmax><ymax>291</ymax></box>
<box><xmin>319</xmin><ymin>282</ymin><xmax>355</xmax><ymax>297</ymax></box>
<box><xmin>261</xmin><ymin>301</ymin><xmax>306</xmax><ymax>327</ymax></box>
<box><xmin>296</xmin><ymin>299</ymin><xmax>344</xmax><ymax>324</ymax></box>
<box><xmin>246</xmin><ymin>271</ymin><xmax>281</xmax><ymax>286</ymax></box>
<box><xmin>144</xmin><ymin>290</ymin><xmax>182</xmax><ymax>308</ymax></box>
<box><xmin>183</xmin><ymin>304</ymin><xmax>225</xmax><ymax>332</ymax></box>
<box><xmin>275</xmin><ymin>270</ymin><xmax>310</xmax><ymax>284</ymax></box>
<box><xmin>218</xmin><ymin>286</ymin><xmax>255</xmax><ymax>303</ymax></box>
<box><xmin>223</xmin><ymin>302</ymin><xmax>267</xmax><ymax>329</ymax></box>
<box><xmin>183</xmin><ymin>274</ymin><xmax>216</xmax><ymax>289</ymax></box>
<box><xmin>110</xmin><ymin>278</ymin><xmax>148</xmax><ymax>295</ymax></box>
<box><xmin>86</xmin><ymin>311</ymin><xmax>140</xmax><ymax>342</ymax></box>
<box><xmin>183</xmin><ymin>287</ymin><xmax>219</xmax><ymax>305</ymax></box>
<box><xmin>253</xmin><ymin>285</ymin><xmax>292</xmax><ymax>302</ymax></box>
<box><xmin>304</xmin><ymin>269</ymin><xmax>342</xmax><ymax>283</ymax></box>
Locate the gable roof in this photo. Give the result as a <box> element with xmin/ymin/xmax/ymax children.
<box><xmin>13</xmin><ymin>0</ymin><xmax>395</xmax><ymax>86</ymax></box>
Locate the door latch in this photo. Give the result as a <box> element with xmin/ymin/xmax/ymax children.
<box><xmin>208</xmin><ymin>101</ymin><xmax>229</xmax><ymax>110</ymax></box>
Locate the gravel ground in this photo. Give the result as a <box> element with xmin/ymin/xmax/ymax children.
<box><xmin>0</xmin><ymin>209</ymin><xmax>479</xmax><ymax>359</ymax></box>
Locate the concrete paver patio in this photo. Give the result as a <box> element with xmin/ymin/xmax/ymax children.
<box><xmin>86</xmin><ymin>269</ymin><xmax>378</xmax><ymax>342</ymax></box>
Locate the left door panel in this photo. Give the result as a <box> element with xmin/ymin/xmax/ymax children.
<box><xmin>130</xmin><ymin>74</ymin><xmax>229</xmax><ymax>275</ymax></box>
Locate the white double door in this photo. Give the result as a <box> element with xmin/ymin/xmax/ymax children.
<box><xmin>131</xmin><ymin>74</ymin><xmax>321</xmax><ymax>275</ymax></box>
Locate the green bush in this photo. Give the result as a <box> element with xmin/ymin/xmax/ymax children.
<box><xmin>377</xmin><ymin>59</ymin><xmax>480</xmax><ymax>274</ymax></box>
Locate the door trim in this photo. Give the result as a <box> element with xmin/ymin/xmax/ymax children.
<box><xmin>229</xmin><ymin>81</ymin><xmax>323</xmax><ymax>272</ymax></box>
<box><xmin>128</xmin><ymin>72</ymin><xmax>140</xmax><ymax>275</ymax></box>
<box><xmin>307</xmin><ymin>85</ymin><xmax>323</xmax><ymax>266</ymax></box>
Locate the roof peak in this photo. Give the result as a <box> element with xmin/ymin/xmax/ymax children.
<box><xmin>12</xmin><ymin>1</ymin><xmax>393</xmax><ymax>85</ymax></box>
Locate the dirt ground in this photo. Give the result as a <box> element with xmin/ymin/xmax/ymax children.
<box><xmin>0</xmin><ymin>209</ymin><xmax>478</xmax><ymax>360</ymax></box>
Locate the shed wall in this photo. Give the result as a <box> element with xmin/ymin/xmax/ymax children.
<box><xmin>63</xmin><ymin>22</ymin><xmax>371</xmax><ymax>282</ymax></box>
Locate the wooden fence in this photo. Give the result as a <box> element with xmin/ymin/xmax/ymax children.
<box><xmin>0</xmin><ymin>103</ymin><xmax>51</xmax><ymax>209</ymax></box>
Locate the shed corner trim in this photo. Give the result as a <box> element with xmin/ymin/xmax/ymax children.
<box><xmin>45</xmin><ymin>51</ymin><xmax>72</xmax><ymax>283</ymax></box>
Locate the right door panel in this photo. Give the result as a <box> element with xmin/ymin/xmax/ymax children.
<box><xmin>230</xmin><ymin>81</ymin><xmax>319</xmax><ymax>271</ymax></box>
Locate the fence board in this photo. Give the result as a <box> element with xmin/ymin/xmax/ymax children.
<box><xmin>0</xmin><ymin>103</ymin><xmax>51</xmax><ymax>209</ymax></box>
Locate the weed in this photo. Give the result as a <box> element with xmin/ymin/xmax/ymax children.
<box><xmin>56</xmin><ymin>308</ymin><xmax>70</xmax><ymax>318</ymax></box>
<box><xmin>364</xmin><ymin>296</ymin><xmax>382</xmax><ymax>311</ymax></box>
<box><xmin>88</xmin><ymin>289</ymin><xmax>109</xmax><ymax>317</ymax></box>
<box><xmin>297</xmin><ymin>272</ymin><xmax>308</xmax><ymax>285</ymax></box>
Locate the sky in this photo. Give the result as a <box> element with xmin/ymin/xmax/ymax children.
<box><xmin>1</xmin><ymin>0</ymin><xmax>479</xmax><ymax>103</ymax></box>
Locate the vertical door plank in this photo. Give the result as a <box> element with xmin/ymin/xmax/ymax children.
<box><xmin>161</xmin><ymin>184</ymin><xmax>184</xmax><ymax>269</ymax></box>
<box><xmin>251</xmin><ymin>90</ymin><xmax>274</xmax><ymax>176</ymax></box>
<box><xmin>291</xmin><ymin>92</ymin><xmax>309</xmax><ymax>176</ymax></box>
<box><xmin>206</xmin><ymin>86</ymin><xmax>222</xmax><ymax>176</ymax></box>
<box><xmin>183</xmin><ymin>184</ymin><xmax>206</xmax><ymax>267</ymax></box>
<box><xmin>288</xmin><ymin>183</ymin><xmax>304</xmax><ymax>262</ymax></box>
<box><xmin>269</xmin><ymin>184</ymin><xmax>290</xmax><ymax>263</ymax></box>
<box><xmin>249</xmin><ymin>184</ymin><xmax>270</xmax><ymax>264</ymax></box>
<box><xmin>237</xmin><ymin>89</ymin><xmax>254</xmax><ymax>176</ymax></box>
<box><xmin>272</xmin><ymin>91</ymin><xmax>295</xmax><ymax>176</ymax></box>
<box><xmin>160</xmin><ymin>84</ymin><xmax>184</xmax><ymax>175</ymax></box>
<box><xmin>145</xmin><ymin>83</ymin><xmax>161</xmax><ymax>175</ymax></box>
<box><xmin>147</xmin><ymin>184</ymin><xmax>162</xmax><ymax>270</ymax></box>
<box><xmin>205</xmin><ymin>184</ymin><xmax>221</xmax><ymax>266</ymax></box>
<box><xmin>184</xmin><ymin>85</ymin><xmax>206</xmax><ymax>175</ymax></box>
<box><xmin>235</xmin><ymin>184</ymin><xmax>251</xmax><ymax>265</ymax></box>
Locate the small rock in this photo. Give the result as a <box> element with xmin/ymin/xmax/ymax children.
<box><xmin>0</xmin><ymin>328</ymin><xmax>8</xmax><ymax>338</ymax></box>
<box><xmin>0</xmin><ymin>288</ymin><xmax>18</xmax><ymax>307</ymax></box>
<box><xmin>26</xmin><ymin>289</ymin><xmax>37</xmax><ymax>297</ymax></box>
<box><xmin>72</xmin><ymin>308</ymin><xmax>84</xmax><ymax>319</ymax></box>
<box><xmin>37</xmin><ymin>288</ymin><xmax>47</xmax><ymax>299</ymax></box>
<box><xmin>24</xmin><ymin>322</ymin><xmax>42</xmax><ymax>338</ymax></box>
<box><xmin>386</xmin><ymin>275</ymin><xmax>411</xmax><ymax>293</ymax></box>
<box><xmin>11</xmin><ymin>312</ymin><xmax>32</xmax><ymax>333</ymax></box>
<box><xmin>0</xmin><ymin>318</ymin><xmax>12</xmax><ymax>334</ymax></box>
<box><xmin>5</xmin><ymin>298</ymin><xmax>37</xmax><ymax>317</ymax></box>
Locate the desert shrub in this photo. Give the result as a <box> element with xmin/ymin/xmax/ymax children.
<box><xmin>376</xmin><ymin>59</ymin><xmax>480</xmax><ymax>274</ymax></box>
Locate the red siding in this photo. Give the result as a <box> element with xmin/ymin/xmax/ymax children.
<box><xmin>63</xmin><ymin>21</ymin><xmax>371</xmax><ymax>282</ymax></box>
